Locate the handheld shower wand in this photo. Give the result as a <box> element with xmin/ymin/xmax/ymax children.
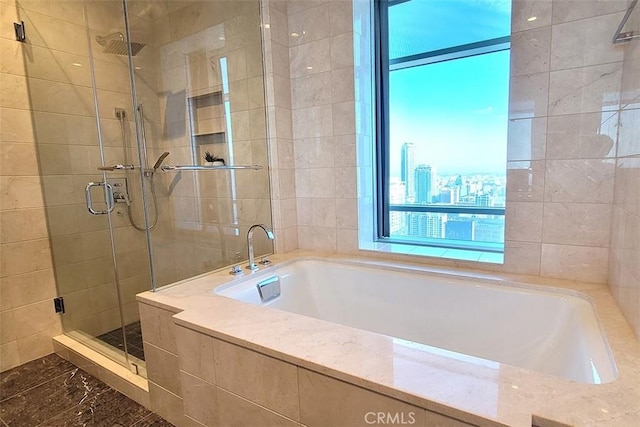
<box><xmin>153</xmin><ymin>152</ymin><xmax>170</xmax><ymax>171</ymax></box>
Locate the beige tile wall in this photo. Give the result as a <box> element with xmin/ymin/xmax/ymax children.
<box><xmin>286</xmin><ymin>0</ymin><xmax>357</xmax><ymax>253</ymax></box>
<box><xmin>271</xmin><ymin>0</ymin><xmax>637</xmax><ymax>286</ymax></box>
<box><xmin>507</xmin><ymin>0</ymin><xmax>626</xmax><ymax>282</ymax></box>
<box><xmin>608</xmin><ymin>1</ymin><xmax>640</xmax><ymax>338</ymax></box>
<box><xmin>0</xmin><ymin>0</ymin><xmax>61</xmax><ymax>372</ymax></box>
<box><xmin>262</xmin><ymin>0</ymin><xmax>299</xmax><ymax>254</ymax></box>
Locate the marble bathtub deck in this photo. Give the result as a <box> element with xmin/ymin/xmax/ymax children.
<box><xmin>138</xmin><ymin>250</ymin><xmax>640</xmax><ymax>427</ymax></box>
<box><xmin>0</xmin><ymin>354</ymin><xmax>173</xmax><ymax>426</ymax></box>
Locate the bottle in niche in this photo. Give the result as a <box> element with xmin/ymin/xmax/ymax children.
<box><xmin>204</xmin><ymin>151</ymin><xmax>225</xmax><ymax>166</ymax></box>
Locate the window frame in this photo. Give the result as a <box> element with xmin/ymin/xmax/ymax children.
<box><xmin>374</xmin><ymin>0</ymin><xmax>510</xmax><ymax>254</ymax></box>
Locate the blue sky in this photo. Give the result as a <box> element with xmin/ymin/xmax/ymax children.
<box><xmin>387</xmin><ymin>0</ymin><xmax>512</xmax><ymax>175</ymax></box>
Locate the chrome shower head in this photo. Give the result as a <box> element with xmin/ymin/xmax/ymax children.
<box><xmin>96</xmin><ymin>32</ymin><xmax>145</xmax><ymax>56</ymax></box>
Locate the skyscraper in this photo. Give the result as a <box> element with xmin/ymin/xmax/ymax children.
<box><xmin>400</xmin><ymin>142</ymin><xmax>415</xmax><ymax>200</ymax></box>
<box><xmin>414</xmin><ymin>164</ymin><xmax>436</xmax><ymax>204</ymax></box>
<box><xmin>407</xmin><ymin>212</ymin><xmax>445</xmax><ymax>238</ymax></box>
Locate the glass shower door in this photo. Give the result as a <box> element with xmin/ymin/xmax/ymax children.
<box><xmin>124</xmin><ymin>0</ymin><xmax>274</xmax><ymax>289</ymax></box>
<box><xmin>17</xmin><ymin>0</ymin><xmax>153</xmax><ymax>375</ymax></box>
<box><xmin>82</xmin><ymin>0</ymin><xmax>156</xmax><ymax>373</ymax></box>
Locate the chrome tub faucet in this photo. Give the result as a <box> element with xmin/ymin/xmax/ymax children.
<box><xmin>246</xmin><ymin>224</ymin><xmax>274</xmax><ymax>271</ymax></box>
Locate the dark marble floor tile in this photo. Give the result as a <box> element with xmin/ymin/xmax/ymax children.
<box><xmin>43</xmin><ymin>387</ymin><xmax>151</xmax><ymax>427</ymax></box>
<box><xmin>0</xmin><ymin>368</ymin><xmax>111</xmax><ymax>426</ymax></box>
<box><xmin>131</xmin><ymin>413</ymin><xmax>175</xmax><ymax>427</ymax></box>
<box><xmin>127</xmin><ymin>345</ymin><xmax>146</xmax><ymax>361</ymax></box>
<box><xmin>96</xmin><ymin>322</ymin><xmax>146</xmax><ymax>361</ymax></box>
<box><xmin>125</xmin><ymin>322</ymin><xmax>142</xmax><ymax>335</ymax></box>
<box><xmin>0</xmin><ymin>354</ymin><xmax>76</xmax><ymax>401</ymax></box>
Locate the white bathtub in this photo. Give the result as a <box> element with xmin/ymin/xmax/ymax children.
<box><xmin>215</xmin><ymin>258</ymin><xmax>617</xmax><ymax>384</ymax></box>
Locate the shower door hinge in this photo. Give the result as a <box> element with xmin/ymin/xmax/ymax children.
<box><xmin>53</xmin><ymin>297</ymin><xmax>65</xmax><ymax>314</ymax></box>
<box><xmin>14</xmin><ymin>21</ymin><xmax>26</xmax><ymax>42</ymax></box>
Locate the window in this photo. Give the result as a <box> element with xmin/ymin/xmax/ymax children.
<box><xmin>375</xmin><ymin>0</ymin><xmax>511</xmax><ymax>258</ymax></box>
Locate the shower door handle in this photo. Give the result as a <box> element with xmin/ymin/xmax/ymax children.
<box><xmin>85</xmin><ymin>182</ymin><xmax>115</xmax><ymax>215</ymax></box>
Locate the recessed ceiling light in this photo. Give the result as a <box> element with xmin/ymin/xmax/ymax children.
<box><xmin>306</xmin><ymin>66</ymin><xmax>313</xmax><ymax>70</ymax></box>
<box><xmin>72</xmin><ymin>62</ymin><xmax>82</xmax><ymax>67</ymax></box>
<box><xmin>264</xmin><ymin>23</ymin><xmax>271</xmax><ymax>29</ymax></box>
<box><xmin>134</xmin><ymin>66</ymin><xmax>142</xmax><ymax>70</ymax></box>
<box><xmin>290</xmin><ymin>32</ymin><xmax>299</xmax><ymax>37</ymax></box>
<box><xmin>218</xmin><ymin>36</ymin><xmax>225</xmax><ymax>41</ymax></box>
<box><xmin>527</xmin><ymin>16</ymin><xmax>537</xmax><ymax>22</ymax></box>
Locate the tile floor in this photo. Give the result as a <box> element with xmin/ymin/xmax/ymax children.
<box><xmin>0</xmin><ymin>354</ymin><xmax>173</xmax><ymax>426</ymax></box>
<box><xmin>96</xmin><ymin>321</ymin><xmax>146</xmax><ymax>361</ymax></box>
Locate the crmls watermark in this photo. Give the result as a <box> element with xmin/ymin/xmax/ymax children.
<box><xmin>364</xmin><ymin>412</ymin><xmax>416</xmax><ymax>425</ymax></box>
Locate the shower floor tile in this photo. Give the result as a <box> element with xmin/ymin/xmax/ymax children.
<box><xmin>0</xmin><ymin>354</ymin><xmax>173</xmax><ymax>427</ymax></box>
<box><xmin>96</xmin><ymin>321</ymin><xmax>146</xmax><ymax>361</ymax></box>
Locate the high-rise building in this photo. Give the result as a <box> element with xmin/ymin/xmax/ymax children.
<box><xmin>445</xmin><ymin>217</ymin><xmax>475</xmax><ymax>241</ymax></box>
<box><xmin>476</xmin><ymin>194</ymin><xmax>491</xmax><ymax>207</ymax></box>
<box><xmin>439</xmin><ymin>187</ymin><xmax>460</xmax><ymax>204</ymax></box>
<box><xmin>400</xmin><ymin>142</ymin><xmax>415</xmax><ymax>199</ymax></box>
<box><xmin>474</xmin><ymin>218</ymin><xmax>505</xmax><ymax>243</ymax></box>
<box><xmin>414</xmin><ymin>164</ymin><xmax>436</xmax><ymax>204</ymax></box>
<box><xmin>407</xmin><ymin>212</ymin><xmax>445</xmax><ymax>238</ymax></box>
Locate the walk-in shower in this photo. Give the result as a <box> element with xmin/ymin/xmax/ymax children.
<box><xmin>19</xmin><ymin>0</ymin><xmax>273</xmax><ymax>377</ymax></box>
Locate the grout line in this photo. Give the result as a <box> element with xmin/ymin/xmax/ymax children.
<box><xmin>2</xmin><ymin>368</ymin><xmax>78</xmax><ymax>402</ymax></box>
<box><xmin>0</xmin><ymin>360</ymin><xmax>78</xmax><ymax>404</ymax></box>
<box><xmin>130</xmin><ymin>413</ymin><xmax>155</xmax><ymax>427</ymax></box>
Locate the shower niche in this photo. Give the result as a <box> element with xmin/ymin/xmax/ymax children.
<box><xmin>182</xmin><ymin>35</ymin><xmax>230</xmax><ymax>167</ymax></box>
<box><xmin>188</xmin><ymin>90</ymin><xmax>227</xmax><ymax>164</ymax></box>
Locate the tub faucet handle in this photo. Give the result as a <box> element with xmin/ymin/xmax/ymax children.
<box><xmin>259</xmin><ymin>257</ymin><xmax>271</xmax><ymax>266</ymax></box>
<box><xmin>229</xmin><ymin>265</ymin><xmax>243</xmax><ymax>276</ymax></box>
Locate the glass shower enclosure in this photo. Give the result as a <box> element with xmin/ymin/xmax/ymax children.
<box><xmin>18</xmin><ymin>0</ymin><xmax>272</xmax><ymax>376</ymax></box>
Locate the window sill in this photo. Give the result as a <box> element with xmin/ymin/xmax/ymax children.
<box><xmin>359</xmin><ymin>241</ymin><xmax>504</xmax><ymax>264</ymax></box>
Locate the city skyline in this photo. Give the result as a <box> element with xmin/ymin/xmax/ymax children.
<box><xmin>394</xmin><ymin>142</ymin><xmax>506</xmax><ymax>206</ymax></box>
<box><xmin>390</xmin><ymin>142</ymin><xmax>505</xmax><ymax>245</ymax></box>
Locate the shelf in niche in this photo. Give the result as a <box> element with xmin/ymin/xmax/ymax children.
<box><xmin>189</xmin><ymin>90</ymin><xmax>223</xmax><ymax>104</ymax></box>
<box><xmin>187</xmin><ymin>84</ymin><xmax>224</xmax><ymax>100</ymax></box>
<box><xmin>193</xmin><ymin>132</ymin><xmax>226</xmax><ymax>144</ymax></box>
<box><xmin>188</xmin><ymin>89</ymin><xmax>226</xmax><ymax>142</ymax></box>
